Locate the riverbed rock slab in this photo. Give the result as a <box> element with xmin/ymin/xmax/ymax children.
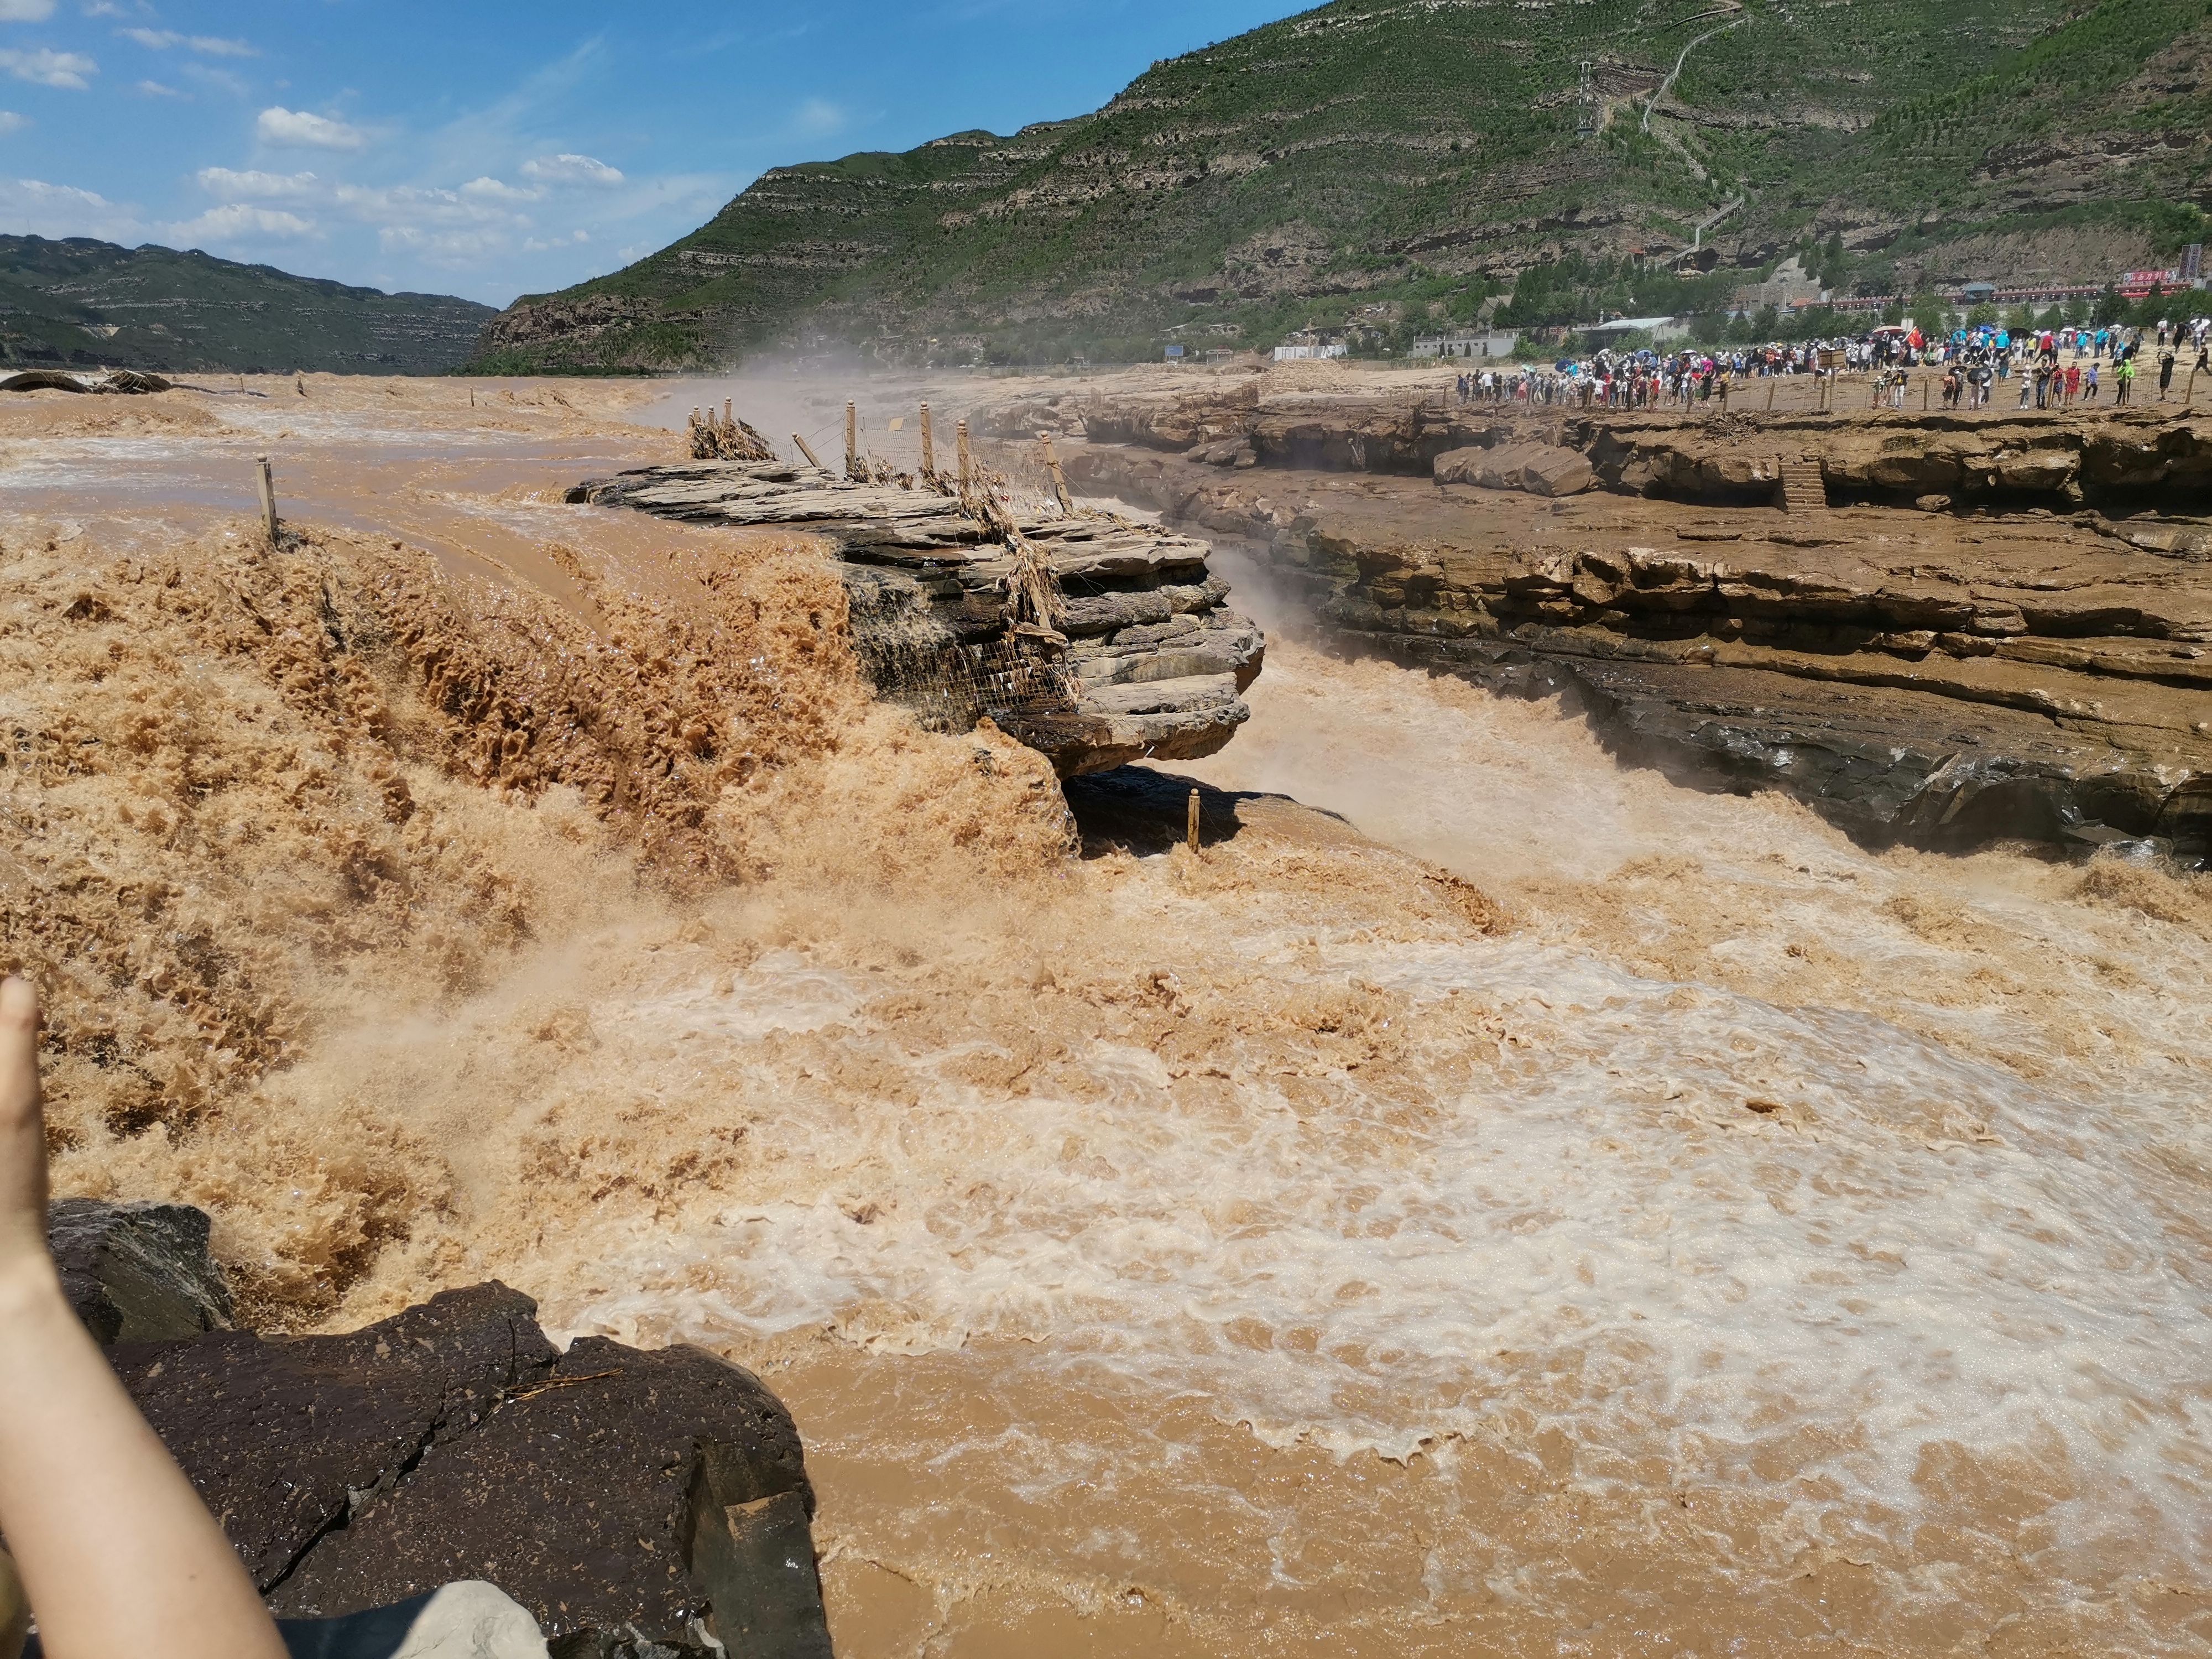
<box><xmin>260</xmin><ymin>1333</ymin><xmax>816</xmax><ymax>1648</ymax></box>
<box><xmin>116</xmin><ymin>1279</ymin><xmax>828</xmax><ymax>1652</ymax></box>
<box><xmin>114</xmin><ymin>1282</ymin><xmax>557</xmax><ymax>1588</ymax></box>
<box><xmin>48</xmin><ymin>1197</ymin><xmax>234</xmax><ymax>1344</ymax></box>
<box><xmin>1434</xmin><ymin>441</ymin><xmax>1595</xmax><ymax>496</ymax></box>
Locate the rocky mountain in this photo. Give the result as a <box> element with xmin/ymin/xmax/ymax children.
<box><xmin>0</xmin><ymin>235</ymin><xmax>495</xmax><ymax>375</ymax></box>
<box><xmin>471</xmin><ymin>0</ymin><xmax>2212</xmax><ymax>373</ymax></box>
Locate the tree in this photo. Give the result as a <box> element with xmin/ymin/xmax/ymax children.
<box><xmin>1817</xmin><ymin>230</ymin><xmax>1846</xmax><ymax>289</ymax></box>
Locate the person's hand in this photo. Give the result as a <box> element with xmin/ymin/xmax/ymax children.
<box><xmin>0</xmin><ymin>968</ymin><xmax>289</xmax><ymax>1659</ymax></box>
<box><xmin>0</xmin><ymin>977</ymin><xmax>51</xmax><ymax>1286</ymax></box>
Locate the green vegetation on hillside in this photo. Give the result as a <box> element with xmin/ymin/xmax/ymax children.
<box><xmin>0</xmin><ymin>237</ymin><xmax>495</xmax><ymax>376</ymax></box>
<box><xmin>472</xmin><ymin>0</ymin><xmax>2212</xmax><ymax>373</ymax></box>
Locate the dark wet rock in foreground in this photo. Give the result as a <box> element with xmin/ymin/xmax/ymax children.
<box><xmin>109</xmin><ymin>1276</ymin><xmax>831</xmax><ymax>1656</ymax></box>
<box><xmin>48</xmin><ymin>1197</ymin><xmax>235</xmax><ymax>1344</ymax></box>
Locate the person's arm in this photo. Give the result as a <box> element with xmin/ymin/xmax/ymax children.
<box><xmin>0</xmin><ymin>978</ymin><xmax>288</xmax><ymax>1659</ymax></box>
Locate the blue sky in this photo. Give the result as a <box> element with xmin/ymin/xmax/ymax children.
<box><xmin>0</xmin><ymin>0</ymin><xmax>1306</xmax><ymax>306</ymax></box>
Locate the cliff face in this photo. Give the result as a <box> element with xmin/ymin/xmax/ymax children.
<box><xmin>467</xmin><ymin>0</ymin><xmax>2212</xmax><ymax>373</ymax></box>
<box><xmin>1001</xmin><ymin>382</ymin><xmax>2212</xmax><ymax>858</ymax></box>
<box><xmin>1031</xmin><ymin>388</ymin><xmax>2212</xmax><ymax>512</ymax></box>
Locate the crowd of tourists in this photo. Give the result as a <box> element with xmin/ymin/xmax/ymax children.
<box><xmin>1451</xmin><ymin>313</ymin><xmax>2212</xmax><ymax>412</ymax></box>
<box><xmin>1930</xmin><ymin>316</ymin><xmax>2211</xmax><ymax>409</ymax></box>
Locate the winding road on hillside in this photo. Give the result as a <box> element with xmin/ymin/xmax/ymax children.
<box><xmin>1642</xmin><ymin>5</ymin><xmax>1747</xmax><ymax>134</ymax></box>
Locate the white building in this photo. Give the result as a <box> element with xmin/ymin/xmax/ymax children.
<box><xmin>1585</xmin><ymin>315</ymin><xmax>1687</xmax><ymax>343</ymax></box>
<box><xmin>1271</xmin><ymin>342</ymin><xmax>1349</xmax><ymax>361</ymax></box>
<box><xmin>1411</xmin><ymin>331</ymin><xmax>1519</xmax><ymax>359</ymax></box>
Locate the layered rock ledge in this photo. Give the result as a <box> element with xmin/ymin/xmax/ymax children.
<box><xmin>990</xmin><ymin>385</ymin><xmax>2212</xmax><ymax>513</ymax></box>
<box><xmin>571</xmin><ymin>461</ymin><xmax>1264</xmax><ymax>775</ymax></box>
<box><xmin>980</xmin><ymin>385</ymin><xmax>2212</xmax><ymax>857</ymax></box>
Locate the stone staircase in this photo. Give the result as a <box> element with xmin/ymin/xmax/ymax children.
<box><xmin>1777</xmin><ymin>459</ymin><xmax>1828</xmax><ymax>514</ymax></box>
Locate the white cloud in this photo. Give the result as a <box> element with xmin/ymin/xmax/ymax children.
<box><xmin>166</xmin><ymin>202</ymin><xmax>316</xmax><ymax>242</ymax></box>
<box><xmin>795</xmin><ymin>97</ymin><xmax>844</xmax><ymax>137</ymax></box>
<box><xmin>121</xmin><ymin>28</ymin><xmax>254</xmax><ymax>56</ymax></box>
<box><xmin>0</xmin><ymin>1</ymin><xmax>56</xmax><ymax>20</ymax></box>
<box><xmin>197</xmin><ymin>166</ymin><xmax>319</xmax><ymax>199</ymax></box>
<box><xmin>0</xmin><ymin>176</ymin><xmax>139</xmax><ymax>240</ymax></box>
<box><xmin>256</xmin><ymin>106</ymin><xmax>365</xmax><ymax>151</ymax></box>
<box><xmin>459</xmin><ymin>175</ymin><xmax>540</xmax><ymax>203</ymax></box>
<box><xmin>0</xmin><ymin>46</ymin><xmax>93</xmax><ymax>87</ymax></box>
<box><xmin>189</xmin><ymin>168</ymin><xmax>545</xmax><ymax>248</ymax></box>
<box><xmin>179</xmin><ymin>60</ymin><xmax>245</xmax><ymax>96</ymax></box>
<box><xmin>520</xmin><ymin>152</ymin><xmax>622</xmax><ymax>187</ymax></box>
<box><xmin>133</xmin><ymin>77</ymin><xmax>174</xmax><ymax>96</ymax></box>
<box><xmin>0</xmin><ymin>108</ymin><xmax>23</xmax><ymax>131</ymax></box>
<box><xmin>377</xmin><ymin>223</ymin><xmax>512</xmax><ymax>265</ymax></box>
<box><xmin>336</xmin><ymin>181</ymin><xmax>531</xmax><ymax>232</ymax></box>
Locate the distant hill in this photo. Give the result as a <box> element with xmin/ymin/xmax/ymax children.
<box><xmin>470</xmin><ymin>0</ymin><xmax>2212</xmax><ymax>372</ymax></box>
<box><xmin>0</xmin><ymin>236</ymin><xmax>496</xmax><ymax>375</ymax></box>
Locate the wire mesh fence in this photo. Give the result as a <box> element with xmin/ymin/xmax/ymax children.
<box><xmin>843</xmin><ymin>571</ymin><xmax>1082</xmax><ymax>734</ymax></box>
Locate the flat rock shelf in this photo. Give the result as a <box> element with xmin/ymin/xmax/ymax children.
<box><xmin>569</xmin><ymin>460</ymin><xmax>1264</xmax><ymax>775</ymax></box>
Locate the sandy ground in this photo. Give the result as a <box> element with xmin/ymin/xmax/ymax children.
<box><xmin>3</xmin><ymin>374</ymin><xmax>2211</xmax><ymax>1656</ymax></box>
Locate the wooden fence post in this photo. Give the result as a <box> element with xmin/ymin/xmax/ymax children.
<box><xmin>957</xmin><ymin>419</ymin><xmax>973</xmax><ymax>489</ymax></box>
<box><xmin>791</xmin><ymin>432</ymin><xmax>825</xmax><ymax>472</ymax></box>
<box><xmin>1039</xmin><ymin>432</ymin><xmax>1072</xmax><ymax>513</ymax></box>
<box><xmin>844</xmin><ymin>401</ymin><xmax>858</xmax><ymax>477</ymax></box>
<box><xmin>920</xmin><ymin>403</ymin><xmax>936</xmax><ymax>475</ymax></box>
<box><xmin>255</xmin><ymin>456</ymin><xmax>279</xmax><ymax>546</ymax></box>
<box><xmin>1187</xmin><ymin>789</ymin><xmax>1201</xmax><ymax>853</ymax></box>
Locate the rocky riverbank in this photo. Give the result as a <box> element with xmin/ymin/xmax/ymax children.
<box><xmin>978</xmin><ymin>383</ymin><xmax>2212</xmax><ymax>858</ymax></box>
<box><xmin>992</xmin><ymin>383</ymin><xmax>2212</xmax><ymax>512</ymax></box>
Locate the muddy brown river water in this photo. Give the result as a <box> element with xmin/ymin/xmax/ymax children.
<box><xmin>4</xmin><ymin>373</ymin><xmax>2209</xmax><ymax>1656</ymax></box>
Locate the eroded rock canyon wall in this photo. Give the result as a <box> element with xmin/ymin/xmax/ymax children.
<box><xmin>978</xmin><ymin>385</ymin><xmax>2212</xmax><ymax>856</ymax></box>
